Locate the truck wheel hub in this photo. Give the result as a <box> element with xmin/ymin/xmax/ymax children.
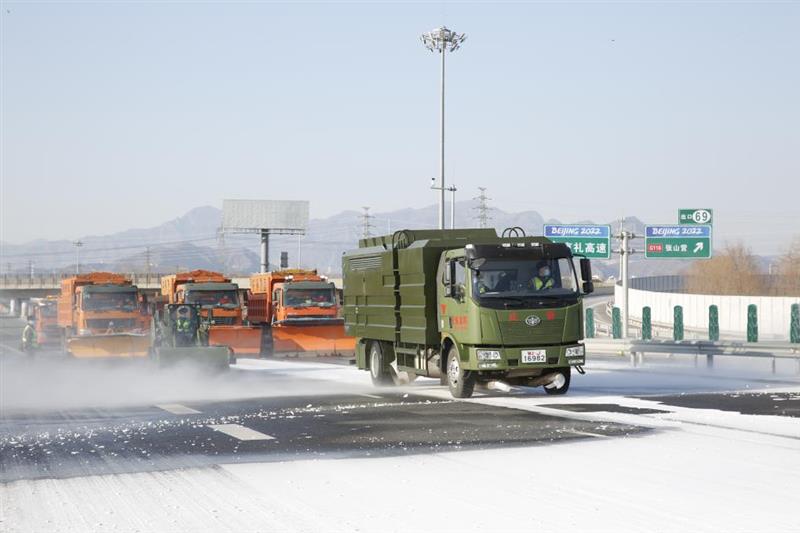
<box><xmin>370</xmin><ymin>349</ymin><xmax>380</xmax><ymax>377</ymax></box>
<box><xmin>448</xmin><ymin>357</ymin><xmax>460</xmax><ymax>385</ymax></box>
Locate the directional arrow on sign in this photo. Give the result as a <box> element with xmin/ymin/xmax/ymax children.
<box><xmin>694</xmin><ymin>242</ymin><xmax>704</xmax><ymax>253</ymax></box>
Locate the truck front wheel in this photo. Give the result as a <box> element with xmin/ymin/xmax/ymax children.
<box><xmin>446</xmin><ymin>345</ymin><xmax>475</xmax><ymax>398</ymax></box>
<box><xmin>369</xmin><ymin>341</ymin><xmax>393</xmax><ymax>386</ymax></box>
<box><xmin>543</xmin><ymin>367</ymin><xmax>571</xmax><ymax>395</ymax></box>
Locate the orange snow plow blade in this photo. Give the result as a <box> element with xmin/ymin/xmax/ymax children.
<box><xmin>208</xmin><ymin>326</ymin><xmax>262</xmax><ymax>355</ymax></box>
<box><xmin>67</xmin><ymin>334</ymin><xmax>150</xmax><ymax>358</ymax></box>
<box><xmin>272</xmin><ymin>323</ymin><xmax>355</xmax><ymax>355</ymax></box>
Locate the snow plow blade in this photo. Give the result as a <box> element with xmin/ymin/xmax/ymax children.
<box><xmin>208</xmin><ymin>326</ymin><xmax>262</xmax><ymax>355</ymax></box>
<box><xmin>152</xmin><ymin>346</ymin><xmax>231</xmax><ymax>370</ymax></box>
<box><xmin>272</xmin><ymin>323</ymin><xmax>355</xmax><ymax>355</ymax></box>
<box><xmin>66</xmin><ymin>334</ymin><xmax>150</xmax><ymax>358</ymax></box>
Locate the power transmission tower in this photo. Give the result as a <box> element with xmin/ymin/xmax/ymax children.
<box><xmin>360</xmin><ymin>207</ymin><xmax>375</xmax><ymax>238</ymax></box>
<box><xmin>473</xmin><ymin>187</ymin><xmax>492</xmax><ymax>228</ymax></box>
<box><xmin>216</xmin><ymin>226</ymin><xmax>228</xmax><ymax>272</ymax></box>
<box><xmin>144</xmin><ymin>246</ymin><xmax>152</xmax><ymax>282</ymax></box>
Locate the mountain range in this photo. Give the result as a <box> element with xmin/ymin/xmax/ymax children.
<box><xmin>3</xmin><ymin>203</ymin><xmax>744</xmax><ymax>279</ymax></box>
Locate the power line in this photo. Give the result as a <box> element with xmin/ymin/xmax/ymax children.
<box><xmin>2</xmin><ymin>235</ymin><xmax>218</xmax><ymax>259</ymax></box>
<box><xmin>473</xmin><ymin>187</ymin><xmax>492</xmax><ymax>228</ymax></box>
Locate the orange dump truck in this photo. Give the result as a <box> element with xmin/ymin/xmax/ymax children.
<box><xmin>248</xmin><ymin>269</ymin><xmax>354</xmax><ymax>355</ymax></box>
<box><xmin>57</xmin><ymin>273</ymin><xmax>151</xmax><ymax>357</ymax></box>
<box><xmin>160</xmin><ymin>270</ymin><xmax>261</xmax><ymax>355</ymax></box>
<box><xmin>32</xmin><ymin>297</ymin><xmax>60</xmax><ymax>346</ymax></box>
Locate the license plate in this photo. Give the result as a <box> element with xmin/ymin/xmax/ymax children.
<box><xmin>521</xmin><ymin>350</ymin><xmax>547</xmax><ymax>363</ymax></box>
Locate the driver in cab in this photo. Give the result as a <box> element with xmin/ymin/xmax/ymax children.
<box><xmin>529</xmin><ymin>262</ymin><xmax>555</xmax><ymax>291</ymax></box>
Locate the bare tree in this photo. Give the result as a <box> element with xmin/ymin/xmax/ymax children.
<box><xmin>685</xmin><ymin>243</ymin><xmax>767</xmax><ymax>296</ymax></box>
<box><xmin>775</xmin><ymin>236</ymin><xmax>800</xmax><ymax>296</ymax></box>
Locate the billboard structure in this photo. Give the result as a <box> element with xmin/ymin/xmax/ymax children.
<box><xmin>221</xmin><ymin>200</ymin><xmax>309</xmax><ymax>273</ymax></box>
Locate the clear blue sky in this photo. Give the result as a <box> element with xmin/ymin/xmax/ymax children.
<box><xmin>2</xmin><ymin>1</ymin><xmax>798</xmax><ymax>253</ymax></box>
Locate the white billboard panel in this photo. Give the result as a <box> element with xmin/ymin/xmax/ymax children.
<box><xmin>222</xmin><ymin>199</ymin><xmax>309</xmax><ymax>231</ymax></box>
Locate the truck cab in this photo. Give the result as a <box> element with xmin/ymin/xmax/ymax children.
<box><xmin>161</xmin><ymin>271</ymin><xmax>262</xmax><ymax>355</ymax></box>
<box><xmin>73</xmin><ymin>284</ymin><xmax>146</xmax><ymax>335</ymax></box>
<box><xmin>176</xmin><ymin>282</ymin><xmax>243</xmax><ymax>326</ymax></box>
<box><xmin>33</xmin><ymin>298</ymin><xmax>60</xmax><ymax>345</ymax></box>
<box><xmin>56</xmin><ymin>273</ymin><xmax>152</xmax><ymax>357</ymax></box>
<box><xmin>271</xmin><ymin>280</ymin><xmax>339</xmax><ymax>326</ymax></box>
<box><xmin>436</xmin><ymin>242</ymin><xmax>589</xmax><ymax>395</ymax></box>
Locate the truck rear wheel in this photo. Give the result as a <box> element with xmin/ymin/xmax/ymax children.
<box><xmin>369</xmin><ymin>341</ymin><xmax>393</xmax><ymax>386</ymax></box>
<box><xmin>543</xmin><ymin>367</ymin><xmax>571</xmax><ymax>395</ymax></box>
<box><xmin>447</xmin><ymin>345</ymin><xmax>475</xmax><ymax>398</ymax></box>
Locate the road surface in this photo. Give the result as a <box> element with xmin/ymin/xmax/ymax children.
<box><xmin>1</xmin><ymin>317</ymin><xmax>799</xmax><ymax>532</ymax></box>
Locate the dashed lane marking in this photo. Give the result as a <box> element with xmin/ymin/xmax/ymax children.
<box><xmin>358</xmin><ymin>393</ymin><xmax>383</xmax><ymax>399</ymax></box>
<box><xmin>567</xmin><ymin>429</ymin><xmax>610</xmax><ymax>439</ymax></box>
<box><xmin>208</xmin><ymin>424</ymin><xmax>275</xmax><ymax>441</ymax></box>
<box><xmin>156</xmin><ymin>404</ymin><xmax>201</xmax><ymax>415</ymax></box>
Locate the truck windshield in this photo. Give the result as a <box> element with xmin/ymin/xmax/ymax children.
<box><xmin>82</xmin><ymin>291</ymin><xmax>138</xmax><ymax>312</ymax></box>
<box><xmin>39</xmin><ymin>304</ymin><xmax>57</xmax><ymax>317</ymax></box>
<box><xmin>285</xmin><ymin>289</ymin><xmax>335</xmax><ymax>307</ymax></box>
<box><xmin>186</xmin><ymin>290</ymin><xmax>239</xmax><ymax>308</ymax></box>
<box><xmin>472</xmin><ymin>257</ymin><xmax>578</xmax><ymax>302</ymax></box>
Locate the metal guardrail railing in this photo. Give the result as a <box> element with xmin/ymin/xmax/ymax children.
<box><xmin>585</xmin><ymin>338</ymin><xmax>800</xmax><ymax>373</ymax></box>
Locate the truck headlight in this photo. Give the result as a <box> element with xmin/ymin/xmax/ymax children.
<box><xmin>565</xmin><ymin>345</ymin><xmax>585</xmax><ymax>358</ymax></box>
<box><xmin>78</xmin><ymin>329</ymin><xmax>91</xmax><ymax>336</ymax></box>
<box><xmin>477</xmin><ymin>350</ymin><xmax>501</xmax><ymax>361</ymax></box>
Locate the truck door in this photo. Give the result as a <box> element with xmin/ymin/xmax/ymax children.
<box><xmin>439</xmin><ymin>257</ymin><xmax>469</xmax><ymax>338</ymax></box>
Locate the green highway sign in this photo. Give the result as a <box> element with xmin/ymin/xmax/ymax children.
<box><xmin>645</xmin><ymin>225</ymin><xmax>712</xmax><ymax>259</ymax></box>
<box><xmin>543</xmin><ymin>225</ymin><xmax>611</xmax><ymax>259</ymax></box>
<box><xmin>679</xmin><ymin>208</ymin><xmax>713</xmax><ymax>225</ymax></box>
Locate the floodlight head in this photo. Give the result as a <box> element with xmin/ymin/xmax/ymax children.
<box><xmin>420</xmin><ymin>26</ymin><xmax>466</xmax><ymax>53</ymax></box>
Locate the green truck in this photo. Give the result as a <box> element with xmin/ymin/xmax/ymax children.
<box><xmin>342</xmin><ymin>228</ymin><xmax>593</xmax><ymax>398</ymax></box>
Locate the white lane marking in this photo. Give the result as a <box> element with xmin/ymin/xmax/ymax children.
<box><xmin>208</xmin><ymin>424</ymin><xmax>275</xmax><ymax>441</ymax></box>
<box><xmin>358</xmin><ymin>393</ymin><xmax>383</xmax><ymax>399</ymax></box>
<box><xmin>0</xmin><ymin>341</ymin><xmax>25</xmax><ymax>355</ymax></box>
<box><xmin>567</xmin><ymin>429</ymin><xmax>609</xmax><ymax>439</ymax></box>
<box><xmin>156</xmin><ymin>404</ymin><xmax>201</xmax><ymax>415</ymax></box>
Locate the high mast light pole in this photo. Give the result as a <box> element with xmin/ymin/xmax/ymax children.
<box><xmin>72</xmin><ymin>241</ymin><xmax>83</xmax><ymax>275</ymax></box>
<box><xmin>421</xmin><ymin>26</ymin><xmax>466</xmax><ymax>230</ymax></box>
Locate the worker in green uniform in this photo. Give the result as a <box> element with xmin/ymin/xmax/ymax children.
<box><xmin>174</xmin><ymin>306</ymin><xmax>194</xmax><ymax>347</ymax></box>
<box><xmin>21</xmin><ymin>321</ymin><xmax>37</xmax><ymax>354</ymax></box>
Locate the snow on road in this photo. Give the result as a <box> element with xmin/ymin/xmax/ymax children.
<box><xmin>2</xmin><ymin>356</ymin><xmax>799</xmax><ymax>532</ymax></box>
<box><xmin>3</xmin><ymin>423</ymin><xmax>797</xmax><ymax>532</ymax></box>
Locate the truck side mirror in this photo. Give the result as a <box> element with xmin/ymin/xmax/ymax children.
<box><xmin>579</xmin><ymin>258</ymin><xmax>594</xmax><ymax>294</ymax></box>
<box><xmin>579</xmin><ymin>258</ymin><xmax>592</xmax><ymax>282</ymax></box>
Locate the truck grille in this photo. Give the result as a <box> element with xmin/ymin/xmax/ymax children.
<box><xmin>86</xmin><ymin>318</ymin><xmax>137</xmax><ymax>330</ymax></box>
<box><xmin>499</xmin><ymin>319</ymin><xmax>564</xmax><ymax>344</ymax></box>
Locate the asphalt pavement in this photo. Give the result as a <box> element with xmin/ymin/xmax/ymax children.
<box><xmin>2</xmin><ymin>314</ymin><xmax>798</xmax><ymax>490</ymax></box>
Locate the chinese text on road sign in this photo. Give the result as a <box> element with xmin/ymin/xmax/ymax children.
<box><xmin>645</xmin><ymin>225</ymin><xmax>712</xmax><ymax>259</ymax></box>
<box><xmin>544</xmin><ymin>225</ymin><xmax>611</xmax><ymax>259</ymax></box>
